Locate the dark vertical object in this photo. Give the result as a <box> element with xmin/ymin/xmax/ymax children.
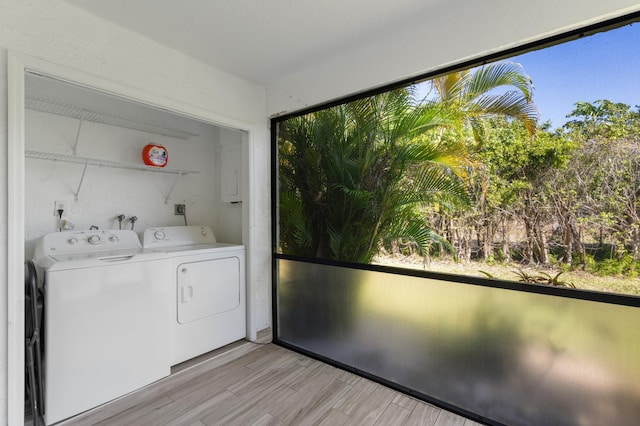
<box><xmin>271</xmin><ymin>121</ymin><xmax>280</xmax><ymax>341</ymax></box>
<box><xmin>25</xmin><ymin>260</ymin><xmax>45</xmax><ymax>425</ymax></box>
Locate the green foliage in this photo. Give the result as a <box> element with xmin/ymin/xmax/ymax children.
<box><xmin>483</xmin><ymin>118</ymin><xmax>574</xmax><ymax>176</ymax></box>
<box><xmin>432</xmin><ymin>62</ymin><xmax>539</xmax><ymax>143</ymax></box>
<box><xmin>478</xmin><ymin>270</ymin><xmax>496</xmax><ymax>279</ymax></box>
<box><xmin>559</xmin><ymin>101</ymin><xmax>640</xmax><ymax>261</ymax></box>
<box><xmin>581</xmin><ymin>253</ymin><xmax>597</xmax><ymax>272</ymax></box>
<box><xmin>512</xmin><ymin>269</ymin><xmax>576</xmax><ymax>288</ymax></box>
<box><xmin>563</xmin><ymin>100</ymin><xmax>640</xmax><ymax>140</ymax></box>
<box><xmin>593</xmin><ymin>254</ymin><xmax>640</xmax><ymax>277</ymax></box>
<box><xmin>554</xmin><ymin>251</ymin><xmax>640</xmax><ymax>279</ymax></box>
<box><xmin>278</xmin><ymin>88</ymin><xmax>470</xmax><ymax>263</ymax></box>
<box><xmin>480</xmin><ymin>268</ymin><xmax>576</xmax><ymax>288</ymax></box>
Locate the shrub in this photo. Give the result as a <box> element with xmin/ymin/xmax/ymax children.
<box><xmin>594</xmin><ymin>254</ymin><xmax>639</xmax><ymax>277</ymax></box>
<box><xmin>582</xmin><ymin>253</ymin><xmax>597</xmax><ymax>273</ymax></box>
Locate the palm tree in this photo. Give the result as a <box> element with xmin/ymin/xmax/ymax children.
<box><xmin>428</xmin><ymin>62</ymin><xmax>539</xmax><ymax>261</ymax></box>
<box><xmin>278</xmin><ymin>88</ymin><xmax>470</xmax><ymax>263</ymax></box>
<box><xmin>431</xmin><ymin>62</ymin><xmax>538</xmax><ymax>143</ymax></box>
<box><xmin>278</xmin><ymin>63</ymin><xmax>539</xmax><ymax>264</ymax></box>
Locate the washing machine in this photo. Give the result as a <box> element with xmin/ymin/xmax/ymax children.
<box><xmin>33</xmin><ymin>230</ymin><xmax>170</xmax><ymax>425</ymax></box>
<box><xmin>143</xmin><ymin>226</ymin><xmax>246</xmax><ymax>365</ymax></box>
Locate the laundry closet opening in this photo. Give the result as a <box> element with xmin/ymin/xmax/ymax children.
<box><xmin>24</xmin><ymin>72</ymin><xmax>249</xmax><ymax>425</ymax></box>
<box><xmin>25</xmin><ymin>73</ymin><xmax>246</xmax><ymax>252</ymax></box>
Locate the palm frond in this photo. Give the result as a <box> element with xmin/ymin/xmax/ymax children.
<box><xmin>404</xmin><ymin>166</ymin><xmax>470</xmax><ymax>205</ymax></box>
<box><xmin>433</xmin><ymin>71</ymin><xmax>468</xmax><ymax>102</ymax></box>
<box><xmin>384</xmin><ymin>218</ymin><xmax>455</xmax><ymax>257</ymax></box>
<box><xmin>472</xmin><ymin>91</ymin><xmax>539</xmax><ymax>136</ymax></box>
<box><xmin>464</xmin><ymin>62</ymin><xmax>534</xmax><ymax>102</ymax></box>
<box><xmin>279</xmin><ymin>190</ymin><xmax>314</xmax><ymax>251</ymax></box>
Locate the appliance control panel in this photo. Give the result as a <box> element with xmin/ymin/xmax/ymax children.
<box><xmin>36</xmin><ymin>230</ymin><xmax>141</xmax><ymax>256</ymax></box>
<box><xmin>143</xmin><ymin>226</ymin><xmax>216</xmax><ymax>247</ymax></box>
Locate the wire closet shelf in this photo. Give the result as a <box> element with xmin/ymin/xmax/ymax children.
<box><xmin>25</xmin><ymin>150</ymin><xmax>200</xmax><ymax>175</ymax></box>
<box><xmin>25</xmin><ymin>96</ymin><xmax>200</xmax><ymax>140</ymax></box>
<box><xmin>25</xmin><ymin>95</ymin><xmax>201</xmax><ymax>202</ymax></box>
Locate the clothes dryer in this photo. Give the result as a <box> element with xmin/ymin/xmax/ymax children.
<box><xmin>143</xmin><ymin>226</ymin><xmax>246</xmax><ymax>365</ymax></box>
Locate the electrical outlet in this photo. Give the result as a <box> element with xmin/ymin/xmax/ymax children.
<box><xmin>174</xmin><ymin>204</ymin><xmax>186</xmax><ymax>215</ymax></box>
<box><xmin>53</xmin><ymin>200</ymin><xmax>67</xmax><ymax>216</ymax></box>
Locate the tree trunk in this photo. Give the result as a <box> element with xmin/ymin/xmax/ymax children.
<box><xmin>536</xmin><ymin>227</ymin><xmax>549</xmax><ymax>265</ymax></box>
<box><xmin>599</xmin><ymin>227</ymin><xmax>604</xmax><ymax>247</ymax></box>
<box><xmin>523</xmin><ymin>217</ymin><xmax>535</xmax><ymax>264</ymax></box>
<box><xmin>452</xmin><ymin>226</ymin><xmax>460</xmax><ymax>259</ymax></box>
<box><xmin>572</xmin><ymin>225</ymin><xmax>586</xmax><ymax>268</ymax></box>
<box><xmin>501</xmin><ymin>218</ymin><xmax>511</xmax><ymax>263</ymax></box>
<box><xmin>563</xmin><ymin>223</ymin><xmax>573</xmax><ymax>265</ymax></box>
<box><xmin>483</xmin><ymin>221</ymin><xmax>492</xmax><ymax>261</ymax></box>
<box><xmin>448</xmin><ymin>217</ymin><xmax>456</xmax><ymax>257</ymax></box>
<box><xmin>459</xmin><ymin>229</ymin><xmax>472</xmax><ymax>263</ymax></box>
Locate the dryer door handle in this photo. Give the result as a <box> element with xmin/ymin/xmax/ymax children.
<box><xmin>180</xmin><ymin>285</ymin><xmax>193</xmax><ymax>303</ymax></box>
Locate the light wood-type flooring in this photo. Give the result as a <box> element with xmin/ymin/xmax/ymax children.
<box><xmin>60</xmin><ymin>342</ymin><xmax>481</xmax><ymax>426</ymax></box>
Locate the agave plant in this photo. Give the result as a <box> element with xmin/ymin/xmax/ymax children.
<box><xmin>513</xmin><ymin>269</ymin><xmax>576</xmax><ymax>288</ymax></box>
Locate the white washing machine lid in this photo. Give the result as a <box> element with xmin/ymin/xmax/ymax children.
<box><xmin>34</xmin><ymin>230</ymin><xmax>167</xmax><ymax>270</ymax></box>
<box><xmin>49</xmin><ymin>247</ymin><xmax>142</xmax><ymax>262</ymax></box>
<box><xmin>38</xmin><ymin>249</ymin><xmax>168</xmax><ymax>271</ymax></box>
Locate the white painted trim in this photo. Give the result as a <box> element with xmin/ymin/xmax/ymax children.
<box><xmin>7</xmin><ymin>50</ymin><xmax>26</xmax><ymax>426</ymax></box>
<box><xmin>7</xmin><ymin>51</ymin><xmax>262</xmax><ymax>424</ymax></box>
<box><xmin>241</xmin><ymin>130</ymin><xmax>257</xmax><ymax>341</ymax></box>
<box><xmin>18</xmin><ymin>56</ymin><xmax>253</xmax><ymax>131</ymax></box>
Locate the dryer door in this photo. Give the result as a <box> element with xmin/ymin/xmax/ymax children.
<box><xmin>177</xmin><ymin>256</ymin><xmax>241</xmax><ymax>324</ymax></box>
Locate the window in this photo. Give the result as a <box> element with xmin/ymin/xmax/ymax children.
<box><xmin>275</xmin><ymin>21</ymin><xmax>640</xmax><ymax>297</ymax></box>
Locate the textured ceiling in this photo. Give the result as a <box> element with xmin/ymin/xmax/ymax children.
<box><xmin>62</xmin><ymin>0</ymin><xmax>443</xmax><ymax>87</ymax></box>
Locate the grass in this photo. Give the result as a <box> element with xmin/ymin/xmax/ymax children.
<box><xmin>373</xmin><ymin>254</ymin><xmax>640</xmax><ymax>297</ymax></box>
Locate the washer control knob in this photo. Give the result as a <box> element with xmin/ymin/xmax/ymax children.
<box><xmin>201</xmin><ymin>230</ymin><xmax>207</xmax><ymax>236</ymax></box>
<box><xmin>109</xmin><ymin>235</ymin><xmax>119</xmax><ymax>242</ymax></box>
<box><xmin>154</xmin><ymin>231</ymin><xmax>166</xmax><ymax>240</ymax></box>
<box><xmin>67</xmin><ymin>237</ymin><xmax>78</xmax><ymax>245</ymax></box>
<box><xmin>181</xmin><ymin>268</ymin><xmax>188</xmax><ymax>273</ymax></box>
<box><xmin>88</xmin><ymin>235</ymin><xmax>101</xmax><ymax>245</ymax></box>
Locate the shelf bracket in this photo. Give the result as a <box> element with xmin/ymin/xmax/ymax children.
<box><xmin>72</xmin><ymin>111</ymin><xmax>85</xmax><ymax>155</ymax></box>
<box><xmin>74</xmin><ymin>160</ymin><xmax>89</xmax><ymax>201</ymax></box>
<box><xmin>164</xmin><ymin>173</ymin><xmax>183</xmax><ymax>204</ymax></box>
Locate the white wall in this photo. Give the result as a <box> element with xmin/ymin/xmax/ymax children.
<box><xmin>0</xmin><ymin>45</ymin><xmax>8</xmax><ymax>426</ymax></box>
<box><xmin>0</xmin><ymin>1</ymin><xmax>269</xmax><ymax>423</ymax></box>
<box><xmin>215</xmin><ymin>127</ymin><xmax>245</xmax><ymax>244</ymax></box>
<box><xmin>266</xmin><ymin>0</ymin><xmax>640</xmax><ymax>115</ymax></box>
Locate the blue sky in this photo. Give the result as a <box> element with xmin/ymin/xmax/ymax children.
<box><xmin>511</xmin><ymin>22</ymin><xmax>640</xmax><ymax>129</ymax></box>
<box><xmin>415</xmin><ymin>21</ymin><xmax>640</xmax><ymax>130</ymax></box>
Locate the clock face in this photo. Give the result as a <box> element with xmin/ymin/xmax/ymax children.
<box><xmin>142</xmin><ymin>144</ymin><xmax>168</xmax><ymax>167</ymax></box>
